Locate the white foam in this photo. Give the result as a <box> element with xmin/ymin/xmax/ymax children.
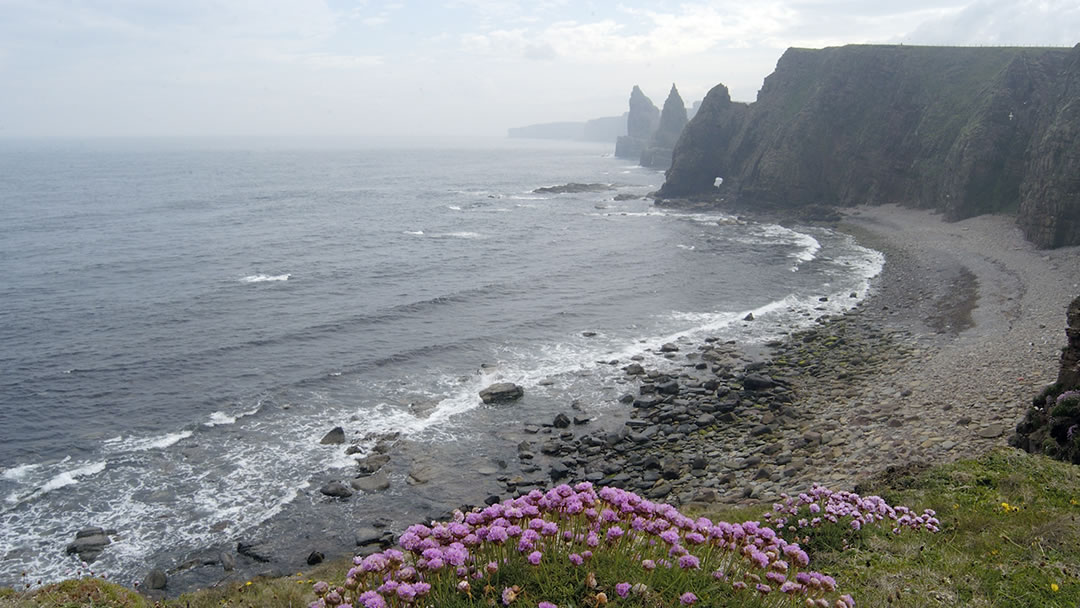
<box><xmin>434</xmin><ymin>231</ymin><xmax>483</xmax><ymax>240</ymax></box>
<box><xmin>38</xmin><ymin>461</ymin><xmax>107</xmax><ymax>495</ymax></box>
<box><xmin>204</xmin><ymin>404</ymin><xmax>260</xmax><ymax>427</ymax></box>
<box><xmin>404</xmin><ymin>230</ymin><xmax>425</xmax><ymax>236</ymax></box>
<box><xmin>1</xmin><ymin>463</ymin><xmax>40</xmax><ymax>481</ymax></box>
<box><xmin>240</xmin><ymin>274</ymin><xmax>291</xmax><ymax>283</ymax></box>
<box><xmin>107</xmin><ymin>430</ymin><xmax>193</xmax><ymax>452</ymax></box>
<box><xmin>205</xmin><ymin>411</ymin><xmax>236</xmax><ymax>427</ymax></box>
<box><xmin>447</xmin><ymin>205</ymin><xmax>462</xmax><ymax>211</ymax></box>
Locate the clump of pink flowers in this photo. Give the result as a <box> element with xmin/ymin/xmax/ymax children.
<box><xmin>307</xmin><ymin>482</ymin><xmax>870</xmax><ymax>607</ymax></box>
<box><xmin>764</xmin><ymin>484</ymin><xmax>941</xmax><ymax>545</ymax></box>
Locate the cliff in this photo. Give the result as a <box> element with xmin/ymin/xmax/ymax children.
<box><xmin>659</xmin><ymin>44</ymin><xmax>1080</xmax><ymax>248</ymax></box>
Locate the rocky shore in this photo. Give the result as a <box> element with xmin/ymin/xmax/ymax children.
<box><xmin>467</xmin><ymin>204</ymin><xmax>1080</xmax><ymax>508</ymax></box>
<box><xmin>111</xmin><ymin>204</ymin><xmax>1080</xmax><ymax>597</ymax></box>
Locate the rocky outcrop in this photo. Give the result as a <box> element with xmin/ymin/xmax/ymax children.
<box><xmin>641</xmin><ymin>85</ymin><xmax>690</xmax><ymax>169</ymax></box>
<box><xmin>1011</xmin><ymin>295</ymin><xmax>1080</xmax><ymax>462</ymax></box>
<box><xmin>615</xmin><ymin>86</ymin><xmax>660</xmax><ymax>159</ymax></box>
<box><xmin>659</xmin><ymin>44</ymin><xmax>1080</xmax><ymax>248</ymax></box>
<box><xmin>1059</xmin><ymin>295</ymin><xmax>1080</xmax><ymax>388</ymax></box>
<box><xmin>479</xmin><ymin>382</ymin><xmax>524</xmax><ymax>404</ymax></box>
<box><xmin>65</xmin><ymin>527</ymin><xmax>112</xmax><ymax>563</ymax></box>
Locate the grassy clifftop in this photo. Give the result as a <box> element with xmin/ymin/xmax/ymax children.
<box><xmin>5</xmin><ymin>447</ymin><xmax>1080</xmax><ymax>607</ymax></box>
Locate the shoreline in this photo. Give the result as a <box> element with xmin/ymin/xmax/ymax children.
<box><xmin>54</xmin><ymin>203</ymin><xmax>1080</xmax><ymax>598</ymax></box>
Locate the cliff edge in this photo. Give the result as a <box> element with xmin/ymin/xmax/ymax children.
<box><xmin>659</xmin><ymin>44</ymin><xmax>1080</xmax><ymax>248</ymax></box>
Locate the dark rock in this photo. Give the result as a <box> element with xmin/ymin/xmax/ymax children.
<box><xmin>307</xmin><ymin>551</ymin><xmax>324</xmax><ymax>566</ymax></box>
<box><xmin>647</xmin><ymin>481</ymin><xmax>673</xmax><ymax>499</ymax></box>
<box><xmin>624</xmin><ymin>363</ymin><xmax>645</xmax><ymax>376</ymax></box>
<box><xmin>355</xmin><ymin>453</ymin><xmax>390</xmax><ymax>474</ymax></box>
<box><xmin>320</xmin><ymin>427</ymin><xmax>346</xmax><ymax>445</ymax></box>
<box><xmin>743</xmin><ymin>313</ymin><xmax>755</xmax><ymax>321</ymax></box>
<box><xmin>742</xmin><ymin>374</ymin><xmax>776</xmax><ymax>390</ymax></box>
<box><xmin>1058</xmin><ymin>295</ymin><xmax>1080</xmax><ymax>388</ymax></box>
<box><xmin>220</xmin><ymin>551</ymin><xmax>236</xmax><ymax>572</ymax></box>
<box><xmin>479</xmin><ymin>383</ymin><xmax>524</xmax><ymax>404</ymax></box>
<box><xmin>142</xmin><ymin>569</ymin><xmax>167</xmax><ymax>591</ymax></box>
<box><xmin>573</xmin><ymin>416</ymin><xmax>591</xmax><ymax>425</ymax></box>
<box><xmin>407</xmin><ymin>464</ymin><xmax>437</xmax><ymax>485</ymax></box>
<box><xmin>237</xmin><ymin>541</ymin><xmax>272</xmax><ymax>563</ymax></box>
<box><xmin>750</xmin><ymin>424</ymin><xmax>773</xmax><ymax>436</ymax></box>
<box><xmin>657</xmin><ymin>380</ymin><xmax>680</xmax><ymax>395</ymax></box>
<box><xmin>553</xmin><ymin>413</ymin><xmax>571</xmax><ymax>428</ymax></box>
<box><xmin>659</xmin><ymin>342</ymin><xmax>680</xmax><ymax>353</ymax></box>
<box><xmin>355</xmin><ymin>528</ymin><xmax>383</xmax><ymax>548</ymax></box>
<box><xmin>320</xmin><ymin>481</ymin><xmax>354</xmax><ymax>498</ymax></box>
<box><xmin>351</xmin><ymin>472</ymin><xmax>390</xmax><ymax>492</ymax></box>
<box><xmin>65</xmin><ymin>528</ymin><xmax>111</xmax><ymax>563</ymax></box>
<box><xmin>533</xmin><ymin>183</ymin><xmax>613</xmax><ymax>194</ymax></box>
<box><xmin>549</xmin><ymin>462</ymin><xmax>570</xmax><ymax>480</ymax></box>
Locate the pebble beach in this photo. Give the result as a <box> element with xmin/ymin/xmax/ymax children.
<box><xmin>483</xmin><ymin>204</ymin><xmax>1080</xmax><ymax>509</ymax></box>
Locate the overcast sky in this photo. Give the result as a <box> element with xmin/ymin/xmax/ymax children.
<box><xmin>1</xmin><ymin>0</ymin><xmax>1077</xmax><ymax>137</ymax></box>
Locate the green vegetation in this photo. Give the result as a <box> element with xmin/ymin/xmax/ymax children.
<box><xmin>3</xmin><ymin>447</ymin><xmax>1080</xmax><ymax>607</ymax></box>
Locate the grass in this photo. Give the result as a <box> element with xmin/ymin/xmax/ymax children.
<box><xmin>3</xmin><ymin>447</ymin><xmax>1080</xmax><ymax>607</ymax></box>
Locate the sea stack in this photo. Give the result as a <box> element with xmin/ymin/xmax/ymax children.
<box><xmin>614</xmin><ymin>86</ymin><xmax>660</xmax><ymax>160</ymax></box>
<box><xmin>641</xmin><ymin>84</ymin><xmax>689</xmax><ymax>169</ymax></box>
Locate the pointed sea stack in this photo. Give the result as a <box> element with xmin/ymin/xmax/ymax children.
<box><xmin>614</xmin><ymin>86</ymin><xmax>660</xmax><ymax>160</ymax></box>
<box><xmin>641</xmin><ymin>84</ymin><xmax>689</xmax><ymax>169</ymax></box>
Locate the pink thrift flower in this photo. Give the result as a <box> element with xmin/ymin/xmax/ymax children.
<box><xmin>615</xmin><ymin>583</ymin><xmax>631</xmax><ymax>598</ymax></box>
<box><xmin>679</xmin><ymin>591</ymin><xmax>697</xmax><ymax>605</ymax></box>
<box><xmin>528</xmin><ymin>551</ymin><xmax>542</xmax><ymax>565</ymax></box>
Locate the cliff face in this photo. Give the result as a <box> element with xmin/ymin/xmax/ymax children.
<box><xmin>660</xmin><ymin>44</ymin><xmax>1080</xmax><ymax>248</ymax></box>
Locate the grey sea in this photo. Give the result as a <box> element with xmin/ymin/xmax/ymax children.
<box><xmin>0</xmin><ymin>136</ymin><xmax>882</xmax><ymax>589</ymax></box>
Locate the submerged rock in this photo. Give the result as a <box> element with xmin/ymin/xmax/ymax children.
<box><xmin>65</xmin><ymin>527</ymin><xmax>111</xmax><ymax>563</ymax></box>
<box><xmin>319</xmin><ymin>427</ymin><xmax>346</xmax><ymax>445</ymax></box>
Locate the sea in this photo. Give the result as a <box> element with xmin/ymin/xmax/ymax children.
<box><xmin>0</xmin><ymin>136</ymin><xmax>883</xmax><ymax>590</ymax></box>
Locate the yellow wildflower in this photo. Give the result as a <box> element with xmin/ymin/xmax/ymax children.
<box><xmin>1052</xmin><ymin>583</ymin><xmax>1060</xmax><ymax>592</ymax></box>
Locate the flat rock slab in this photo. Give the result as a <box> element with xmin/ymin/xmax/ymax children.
<box><xmin>350</xmin><ymin>472</ymin><xmax>390</xmax><ymax>492</ymax></box>
<box><xmin>479</xmin><ymin>383</ymin><xmax>524</xmax><ymax>404</ymax></box>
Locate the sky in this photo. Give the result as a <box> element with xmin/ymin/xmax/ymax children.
<box><xmin>1</xmin><ymin>0</ymin><xmax>1078</xmax><ymax>138</ymax></box>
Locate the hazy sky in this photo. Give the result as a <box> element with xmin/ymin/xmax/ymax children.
<box><xmin>1</xmin><ymin>0</ymin><xmax>1077</xmax><ymax>137</ymax></box>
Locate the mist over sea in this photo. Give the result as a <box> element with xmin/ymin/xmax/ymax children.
<box><xmin>0</xmin><ymin>137</ymin><xmax>882</xmax><ymax>588</ymax></box>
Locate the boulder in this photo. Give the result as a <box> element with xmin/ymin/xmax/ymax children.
<box><xmin>743</xmin><ymin>374</ymin><xmax>776</xmax><ymax>390</ymax></box>
<box><xmin>142</xmin><ymin>569</ymin><xmax>167</xmax><ymax>591</ymax></box>
<box><xmin>552</xmin><ymin>413</ymin><xmax>571</xmax><ymax>428</ymax></box>
<box><xmin>307</xmin><ymin>551</ymin><xmax>324</xmax><ymax>566</ymax></box>
<box><xmin>319</xmin><ymin>481</ymin><xmax>354</xmax><ymax>498</ymax></box>
<box><xmin>319</xmin><ymin>427</ymin><xmax>346</xmax><ymax>445</ymax></box>
<box><xmin>65</xmin><ymin>528</ymin><xmax>111</xmax><ymax>563</ymax></box>
<box><xmin>351</xmin><ymin>472</ymin><xmax>391</xmax><ymax>493</ymax></box>
<box><xmin>355</xmin><ymin>453</ymin><xmax>390</xmax><ymax>475</ymax></box>
<box><xmin>237</xmin><ymin>540</ymin><xmax>272</xmax><ymax>563</ymax></box>
<box><xmin>479</xmin><ymin>383</ymin><xmax>524</xmax><ymax>404</ymax></box>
